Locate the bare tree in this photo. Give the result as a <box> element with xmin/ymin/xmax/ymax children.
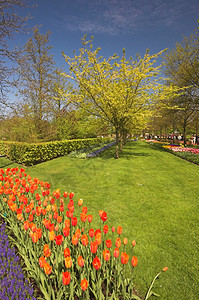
<box><xmin>0</xmin><ymin>0</ymin><xmax>30</xmax><ymax>109</ymax></box>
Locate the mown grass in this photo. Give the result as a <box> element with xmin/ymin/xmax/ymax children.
<box><xmin>0</xmin><ymin>141</ymin><xmax>198</xmax><ymax>299</ymax></box>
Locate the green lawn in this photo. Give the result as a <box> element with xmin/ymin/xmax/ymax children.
<box><xmin>0</xmin><ymin>141</ymin><xmax>198</xmax><ymax>299</ymax></box>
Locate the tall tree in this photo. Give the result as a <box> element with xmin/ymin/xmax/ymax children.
<box><xmin>163</xmin><ymin>21</ymin><xmax>199</xmax><ymax>145</ymax></box>
<box><xmin>61</xmin><ymin>36</ymin><xmax>179</xmax><ymax>158</ymax></box>
<box><xmin>0</xmin><ymin>0</ymin><xmax>29</xmax><ymax>109</ymax></box>
<box><xmin>17</xmin><ymin>27</ymin><xmax>55</xmax><ymax>138</ymax></box>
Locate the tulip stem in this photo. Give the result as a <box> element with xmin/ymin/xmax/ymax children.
<box><xmin>145</xmin><ymin>271</ymin><xmax>162</xmax><ymax>300</ymax></box>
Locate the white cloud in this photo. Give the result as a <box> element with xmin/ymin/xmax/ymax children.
<box><xmin>58</xmin><ymin>0</ymin><xmax>199</xmax><ymax>35</ymax></box>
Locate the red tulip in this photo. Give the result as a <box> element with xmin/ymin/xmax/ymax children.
<box><xmin>62</xmin><ymin>271</ymin><xmax>71</xmax><ymax>285</ymax></box>
<box><xmin>55</xmin><ymin>235</ymin><xmax>64</xmax><ymax>245</ymax></box>
<box><xmin>101</xmin><ymin>211</ymin><xmax>107</xmax><ymax>222</ymax></box>
<box><xmin>89</xmin><ymin>228</ymin><xmax>95</xmax><ymax>238</ymax></box>
<box><xmin>71</xmin><ymin>217</ymin><xmax>77</xmax><ymax>226</ymax></box>
<box><xmin>106</xmin><ymin>239</ymin><xmax>112</xmax><ymax>248</ymax></box>
<box><xmin>113</xmin><ymin>248</ymin><xmax>120</xmax><ymax>258</ymax></box>
<box><xmin>64</xmin><ymin>247</ymin><xmax>71</xmax><ymax>258</ymax></box>
<box><xmin>92</xmin><ymin>256</ymin><xmax>101</xmax><ymax>270</ymax></box>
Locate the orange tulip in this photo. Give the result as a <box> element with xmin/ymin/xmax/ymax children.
<box><xmin>80</xmin><ymin>213</ymin><xmax>87</xmax><ymax>223</ymax></box>
<box><xmin>82</xmin><ymin>206</ymin><xmax>88</xmax><ymax>214</ymax></box>
<box><xmin>72</xmin><ymin>234</ymin><xmax>78</xmax><ymax>245</ymax></box>
<box><xmin>121</xmin><ymin>252</ymin><xmax>129</xmax><ymax>264</ymax></box>
<box><xmin>78</xmin><ymin>198</ymin><xmax>83</xmax><ymax>206</ymax></box>
<box><xmin>163</xmin><ymin>267</ymin><xmax>168</xmax><ymax>272</ymax></box>
<box><xmin>57</xmin><ymin>216</ymin><xmax>62</xmax><ymax>223</ymax></box>
<box><xmin>131</xmin><ymin>256</ymin><xmax>138</xmax><ymax>267</ymax></box>
<box><xmin>103</xmin><ymin>224</ymin><xmax>108</xmax><ymax>234</ymax></box>
<box><xmin>65</xmin><ymin>219</ymin><xmax>70</xmax><ymax>228</ymax></box>
<box><xmin>81</xmin><ymin>279</ymin><xmax>88</xmax><ymax>291</ymax></box>
<box><xmin>87</xmin><ymin>215</ymin><xmax>93</xmax><ymax>223</ymax></box>
<box><xmin>103</xmin><ymin>249</ymin><xmax>110</xmax><ymax>261</ymax></box>
<box><xmin>132</xmin><ymin>240</ymin><xmax>136</xmax><ymax>247</ymax></box>
<box><xmin>81</xmin><ymin>234</ymin><xmax>88</xmax><ymax>246</ymax></box>
<box><xmin>23</xmin><ymin>220</ymin><xmax>29</xmax><ymax>231</ymax></box>
<box><xmin>117</xmin><ymin>226</ymin><xmax>123</xmax><ymax>235</ymax></box>
<box><xmin>78</xmin><ymin>255</ymin><xmax>85</xmax><ymax>267</ymax></box>
<box><xmin>64</xmin><ymin>247</ymin><xmax>71</xmax><ymax>258</ymax></box>
<box><xmin>65</xmin><ymin>256</ymin><xmax>72</xmax><ymax>268</ymax></box>
<box><xmin>95</xmin><ymin>232</ymin><xmax>102</xmax><ymax>245</ymax></box>
<box><xmin>31</xmin><ymin>232</ymin><xmax>39</xmax><ymax>243</ymax></box>
<box><xmin>115</xmin><ymin>237</ymin><xmax>121</xmax><ymax>248</ymax></box>
<box><xmin>43</xmin><ymin>244</ymin><xmax>51</xmax><ymax>258</ymax></box>
<box><xmin>90</xmin><ymin>241</ymin><xmax>98</xmax><ymax>254</ymax></box>
<box><xmin>39</xmin><ymin>256</ymin><xmax>46</xmax><ymax>268</ymax></box>
<box><xmin>37</xmin><ymin>228</ymin><xmax>42</xmax><ymax>239</ymax></box>
<box><xmin>123</xmin><ymin>237</ymin><xmax>128</xmax><ymax>245</ymax></box>
<box><xmin>63</xmin><ymin>227</ymin><xmax>70</xmax><ymax>237</ymax></box>
<box><xmin>44</xmin><ymin>262</ymin><xmax>52</xmax><ymax>275</ymax></box>
<box><xmin>75</xmin><ymin>228</ymin><xmax>81</xmax><ymax>239</ymax></box>
<box><xmin>49</xmin><ymin>231</ymin><xmax>55</xmax><ymax>241</ymax></box>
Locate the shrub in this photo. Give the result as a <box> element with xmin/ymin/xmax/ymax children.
<box><xmin>0</xmin><ymin>137</ymin><xmax>111</xmax><ymax>166</ymax></box>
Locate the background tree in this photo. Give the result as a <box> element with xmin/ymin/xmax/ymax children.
<box><xmin>163</xmin><ymin>21</ymin><xmax>199</xmax><ymax>145</ymax></box>
<box><xmin>0</xmin><ymin>0</ymin><xmax>29</xmax><ymax>111</ymax></box>
<box><xmin>17</xmin><ymin>27</ymin><xmax>56</xmax><ymax>139</ymax></box>
<box><xmin>61</xmin><ymin>36</ymin><xmax>180</xmax><ymax>158</ymax></box>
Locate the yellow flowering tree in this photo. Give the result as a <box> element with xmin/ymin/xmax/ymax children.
<box><xmin>61</xmin><ymin>36</ymin><xmax>179</xmax><ymax>158</ymax></box>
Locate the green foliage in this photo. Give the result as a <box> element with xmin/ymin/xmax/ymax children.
<box><xmin>0</xmin><ymin>137</ymin><xmax>110</xmax><ymax>166</ymax></box>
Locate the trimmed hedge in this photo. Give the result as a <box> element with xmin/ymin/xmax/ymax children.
<box><xmin>0</xmin><ymin>137</ymin><xmax>110</xmax><ymax>166</ymax></box>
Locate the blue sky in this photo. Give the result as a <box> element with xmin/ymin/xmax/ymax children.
<box><xmin>13</xmin><ymin>0</ymin><xmax>199</xmax><ymax>69</ymax></box>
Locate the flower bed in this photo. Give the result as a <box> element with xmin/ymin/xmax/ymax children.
<box><xmin>0</xmin><ymin>167</ymin><xmax>167</xmax><ymax>299</ymax></box>
<box><xmin>0</xmin><ymin>222</ymin><xmax>36</xmax><ymax>300</ymax></box>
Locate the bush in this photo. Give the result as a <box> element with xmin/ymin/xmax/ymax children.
<box><xmin>0</xmin><ymin>137</ymin><xmax>111</xmax><ymax>166</ymax></box>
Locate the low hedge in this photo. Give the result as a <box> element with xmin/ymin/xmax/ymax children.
<box><xmin>0</xmin><ymin>137</ymin><xmax>110</xmax><ymax>166</ymax></box>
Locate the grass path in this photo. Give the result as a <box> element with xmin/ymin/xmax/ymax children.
<box><xmin>0</xmin><ymin>141</ymin><xmax>198</xmax><ymax>299</ymax></box>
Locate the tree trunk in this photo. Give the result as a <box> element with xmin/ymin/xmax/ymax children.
<box><xmin>183</xmin><ymin>122</ymin><xmax>187</xmax><ymax>147</ymax></box>
<box><xmin>115</xmin><ymin>129</ymin><xmax>119</xmax><ymax>159</ymax></box>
